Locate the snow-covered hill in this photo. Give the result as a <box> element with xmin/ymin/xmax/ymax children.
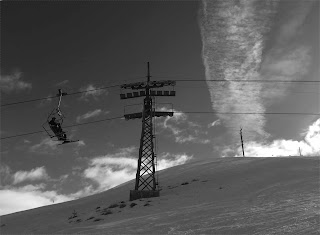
<box><xmin>1</xmin><ymin>157</ymin><xmax>319</xmax><ymax>234</ymax></box>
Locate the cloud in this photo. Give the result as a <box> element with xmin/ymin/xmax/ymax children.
<box><xmin>208</xmin><ymin>119</ymin><xmax>221</xmax><ymax>128</ymax></box>
<box><xmin>0</xmin><ymin>165</ymin><xmax>12</xmax><ymax>186</ymax></box>
<box><xmin>276</xmin><ymin>1</ymin><xmax>314</xmax><ymax>43</ymax></box>
<box><xmin>0</xmin><ymin>166</ymin><xmax>74</xmax><ymax>215</ymax></box>
<box><xmin>68</xmin><ymin>185</ymin><xmax>95</xmax><ymax>199</ymax></box>
<box><xmin>76</xmin><ymin>109</ymin><xmax>104</xmax><ymax>123</ymax></box>
<box><xmin>1</xmin><ymin>165</ymin><xmax>50</xmax><ymax>186</ymax></box>
<box><xmin>304</xmin><ymin>119</ymin><xmax>320</xmax><ymax>151</ymax></box>
<box><xmin>0</xmin><ymin>71</ymin><xmax>32</xmax><ymax>93</ymax></box>
<box><xmin>157</xmin><ymin>108</ymin><xmax>210</xmax><ymax>144</ymax></box>
<box><xmin>0</xmin><ymin>184</ymin><xmax>73</xmax><ymax>216</ymax></box>
<box><xmin>200</xmin><ymin>0</ymin><xmax>276</xmax><ymax>141</ymax></box>
<box><xmin>79</xmin><ymin>84</ymin><xmax>108</xmax><ymax>101</ymax></box>
<box><xmin>221</xmin><ymin>118</ymin><xmax>320</xmax><ymax>157</ymax></box>
<box><xmin>29</xmin><ymin>137</ymin><xmax>59</xmax><ymax>154</ymax></box>
<box><xmin>75</xmin><ymin>140</ymin><xmax>85</xmax><ymax>147</ymax></box>
<box><xmin>82</xmin><ymin>147</ymin><xmax>138</xmax><ymax>192</ymax></box>
<box><xmin>260</xmin><ymin>46</ymin><xmax>311</xmax><ymax>105</ymax></box>
<box><xmin>199</xmin><ymin>0</ymin><xmax>313</xmax><ymax>142</ymax></box>
<box><xmin>13</xmin><ymin>166</ymin><xmax>50</xmax><ymax>185</ymax></box>
<box><xmin>23</xmin><ymin>139</ymin><xmax>31</xmax><ymax>144</ymax></box>
<box><xmin>157</xmin><ymin>153</ymin><xmax>193</xmax><ymax>170</ymax></box>
<box><xmin>0</xmin><ymin>149</ymin><xmax>193</xmax><ymax>215</ymax></box>
<box><xmin>80</xmin><ymin>147</ymin><xmax>192</xmax><ymax>195</ymax></box>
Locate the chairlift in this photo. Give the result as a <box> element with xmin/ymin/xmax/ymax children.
<box><xmin>42</xmin><ymin>89</ymin><xmax>79</xmax><ymax>145</ymax></box>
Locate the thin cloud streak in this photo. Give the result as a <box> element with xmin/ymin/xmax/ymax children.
<box><xmin>208</xmin><ymin>119</ymin><xmax>221</xmax><ymax>128</ymax></box>
<box><xmin>79</xmin><ymin>84</ymin><xmax>108</xmax><ymax>101</ymax></box>
<box><xmin>55</xmin><ymin>80</ymin><xmax>69</xmax><ymax>87</ymax></box>
<box><xmin>76</xmin><ymin>109</ymin><xmax>105</xmax><ymax>123</ymax></box>
<box><xmin>29</xmin><ymin>137</ymin><xmax>59</xmax><ymax>154</ymax></box>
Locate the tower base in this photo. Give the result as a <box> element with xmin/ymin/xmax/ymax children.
<box><xmin>129</xmin><ymin>190</ymin><xmax>160</xmax><ymax>201</ymax></box>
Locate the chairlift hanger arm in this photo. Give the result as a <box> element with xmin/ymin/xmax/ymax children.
<box><xmin>56</xmin><ymin>89</ymin><xmax>68</xmax><ymax>116</ymax></box>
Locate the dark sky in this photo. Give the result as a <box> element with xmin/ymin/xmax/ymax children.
<box><xmin>2</xmin><ymin>1</ymin><xmax>204</xmax><ymax>82</ymax></box>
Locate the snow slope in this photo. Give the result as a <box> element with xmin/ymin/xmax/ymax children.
<box><xmin>1</xmin><ymin>157</ymin><xmax>319</xmax><ymax>234</ymax></box>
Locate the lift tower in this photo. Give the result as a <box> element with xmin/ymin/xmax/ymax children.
<box><xmin>120</xmin><ymin>62</ymin><xmax>176</xmax><ymax>201</ymax></box>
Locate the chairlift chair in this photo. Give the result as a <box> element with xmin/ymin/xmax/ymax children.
<box><xmin>42</xmin><ymin>89</ymin><xmax>79</xmax><ymax>145</ymax></box>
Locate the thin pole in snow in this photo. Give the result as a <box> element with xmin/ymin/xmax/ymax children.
<box><xmin>240</xmin><ymin>127</ymin><xmax>245</xmax><ymax>157</ymax></box>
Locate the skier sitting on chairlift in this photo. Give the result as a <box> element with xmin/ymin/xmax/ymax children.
<box><xmin>49</xmin><ymin>117</ymin><xmax>66</xmax><ymax>139</ymax></box>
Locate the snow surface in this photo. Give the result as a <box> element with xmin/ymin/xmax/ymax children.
<box><xmin>1</xmin><ymin>157</ymin><xmax>319</xmax><ymax>234</ymax></box>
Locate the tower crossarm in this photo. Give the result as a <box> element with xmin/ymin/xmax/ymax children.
<box><xmin>121</xmin><ymin>82</ymin><xmax>147</xmax><ymax>90</ymax></box>
<box><xmin>121</xmin><ymin>80</ymin><xmax>176</xmax><ymax>90</ymax></box>
<box><xmin>148</xmin><ymin>80</ymin><xmax>176</xmax><ymax>89</ymax></box>
<box><xmin>120</xmin><ymin>80</ymin><xmax>176</xmax><ymax>99</ymax></box>
<box><xmin>124</xmin><ymin>111</ymin><xmax>173</xmax><ymax>120</ymax></box>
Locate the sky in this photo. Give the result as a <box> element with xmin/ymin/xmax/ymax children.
<box><xmin>0</xmin><ymin>0</ymin><xmax>319</xmax><ymax>215</ymax></box>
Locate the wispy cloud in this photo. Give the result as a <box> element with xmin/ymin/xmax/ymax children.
<box><xmin>157</xmin><ymin>153</ymin><xmax>193</xmax><ymax>171</ymax></box>
<box><xmin>75</xmin><ymin>140</ymin><xmax>85</xmax><ymax>147</ymax></box>
<box><xmin>29</xmin><ymin>137</ymin><xmax>59</xmax><ymax>154</ymax></box>
<box><xmin>76</xmin><ymin>109</ymin><xmax>106</xmax><ymax>123</ymax></box>
<box><xmin>208</xmin><ymin>119</ymin><xmax>221</xmax><ymax>128</ymax></box>
<box><xmin>23</xmin><ymin>139</ymin><xmax>31</xmax><ymax>144</ymax></box>
<box><xmin>13</xmin><ymin>166</ymin><xmax>50</xmax><ymax>185</ymax></box>
<box><xmin>38</xmin><ymin>94</ymin><xmax>54</xmax><ymax>107</ymax></box>
<box><xmin>79</xmin><ymin>84</ymin><xmax>108</xmax><ymax>101</ymax></box>
<box><xmin>55</xmin><ymin>80</ymin><xmax>69</xmax><ymax>87</ymax></box>
<box><xmin>0</xmin><ymin>71</ymin><xmax>32</xmax><ymax>93</ymax></box>
<box><xmin>82</xmin><ymin>147</ymin><xmax>138</xmax><ymax>193</ymax></box>
<box><xmin>199</xmin><ymin>0</ymin><xmax>313</xmax><ymax>142</ymax></box>
<box><xmin>275</xmin><ymin>1</ymin><xmax>314</xmax><ymax>43</ymax></box>
<box><xmin>199</xmin><ymin>0</ymin><xmax>277</xmax><ymax>141</ymax></box>
<box><xmin>157</xmin><ymin>108</ymin><xmax>210</xmax><ymax>144</ymax></box>
<box><xmin>0</xmin><ymin>165</ymin><xmax>12</xmax><ymax>186</ymax></box>
<box><xmin>67</xmin><ymin>185</ymin><xmax>95</xmax><ymax>199</ymax></box>
<box><xmin>260</xmin><ymin>46</ymin><xmax>311</xmax><ymax>103</ymax></box>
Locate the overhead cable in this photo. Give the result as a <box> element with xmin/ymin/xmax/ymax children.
<box><xmin>2</xmin><ymin>112</ymin><xmax>319</xmax><ymax>140</ymax></box>
<box><xmin>1</xmin><ymin>116</ymin><xmax>123</xmax><ymax>140</ymax></box>
<box><xmin>2</xmin><ymin>78</ymin><xmax>319</xmax><ymax>107</ymax></box>
<box><xmin>176</xmin><ymin>79</ymin><xmax>320</xmax><ymax>83</ymax></box>
<box><xmin>1</xmin><ymin>84</ymin><xmax>120</xmax><ymax>107</ymax></box>
<box><xmin>153</xmin><ymin>75</ymin><xmax>320</xmax><ymax>83</ymax></box>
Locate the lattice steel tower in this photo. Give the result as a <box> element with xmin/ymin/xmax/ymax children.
<box><xmin>120</xmin><ymin>62</ymin><xmax>176</xmax><ymax>201</ymax></box>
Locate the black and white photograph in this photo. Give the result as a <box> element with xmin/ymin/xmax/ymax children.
<box><xmin>0</xmin><ymin>0</ymin><xmax>319</xmax><ymax>234</ymax></box>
